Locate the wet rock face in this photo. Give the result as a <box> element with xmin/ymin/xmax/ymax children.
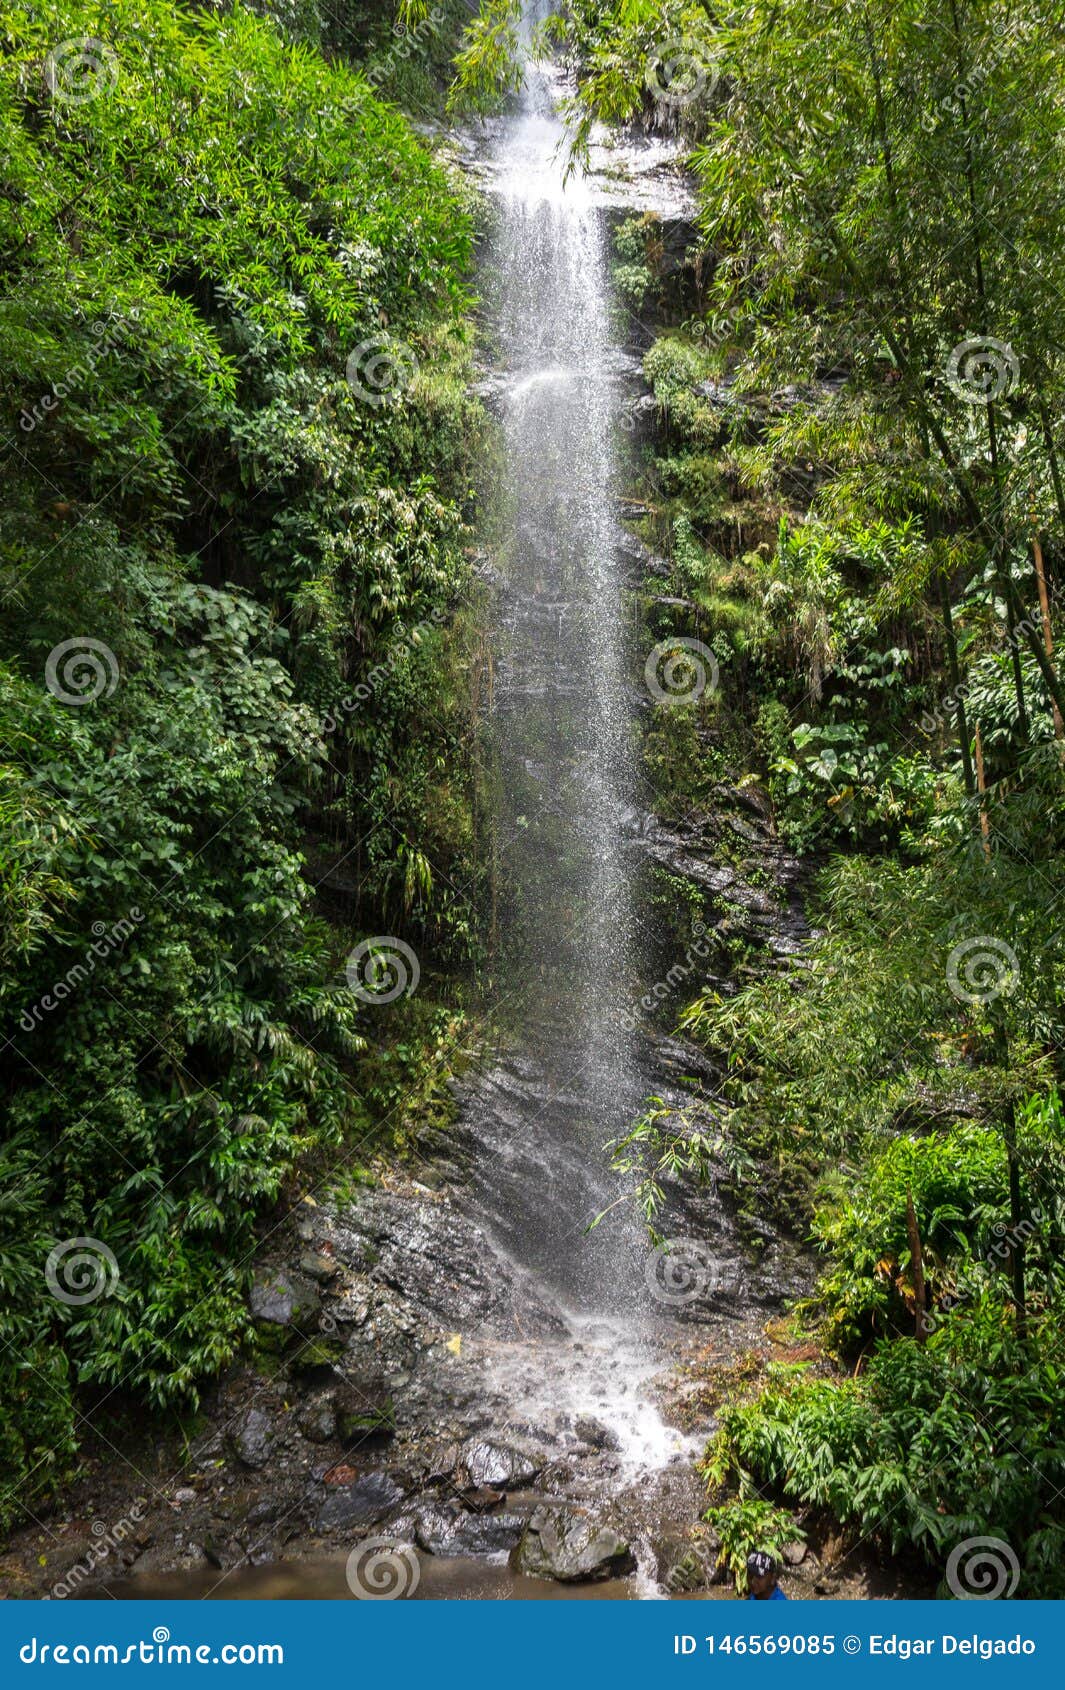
<box><xmin>627</xmin><ymin>802</ymin><xmax>811</xmax><ymax>972</ymax></box>
<box><xmin>321</xmin><ymin>1189</ymin><xmax>564</xmax><ymax>1341</ymax></box>
<box><xmin>510</xmin><ymin>1507</ymin><xmax>636</xmax><ymax>1582</ymax></box>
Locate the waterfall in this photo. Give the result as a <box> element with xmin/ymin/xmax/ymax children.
<box><xmin>471</xmin><ymin>18</ymin><xmax>649</xmax><ymax>1319</ymax></box>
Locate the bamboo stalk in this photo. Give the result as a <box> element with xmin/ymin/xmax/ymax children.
<box><xmin>906</xmin><ymin>1189</ymin><xmax>928</xmax><ymax>1344</ymax></box>
<box><xmin>973</xmin><ymin>721</ymin><xmax>991</xmax><ymax>858</ymax></box>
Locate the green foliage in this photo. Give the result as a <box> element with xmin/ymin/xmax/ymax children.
<box><xmin>702</xmin><ymin>1498</ymin><xmax>804</xmax><ymax>1592</ymax></box>
<box><xmin>446</xmin><ymin>0</ymin><xmax>523</xmax><ymax>117</ymax></box>
<box><xmin>554</xmin><ymin>0</ymin><xmax>720</xmax><ymax>163</ymax></box>
<box><xmin>0</xmin><ymin>0</ymin><xmax>484</xmax><ymax>1528</ymax></box>
<box><xmin>811</xmin><ymin>1126</ymin><xmax>1009</xmax><ymax>1348</ymax></box>
<box><xmin>607</xmin><ymin>1095</ymin><xmax>757</xmax><ymax>1232</ymax></box>
<box><xmin>565</xmin><ymin>0</ymin><xmax>1065</xmax><ymax>1601</ymax></box>
<box><xmin>680</xmin><ymin>831</ymin><xmax>1065</xmax><ymax>1163</ymax></box>
<box><xmin>707</xmin><ymin>1318</ymin><xmax>1065</xmax><ymax>1595</ymax></box>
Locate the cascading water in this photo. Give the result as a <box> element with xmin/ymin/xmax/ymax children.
<box><xmin>483</xmin><ymin>33</ymin><xmax>641</xmax><ymax>1299</ymax></box>
<box><xmin>462</xmin><ymin>11</ymin><xmax>688</xmax><ymax>1471</ymax></box>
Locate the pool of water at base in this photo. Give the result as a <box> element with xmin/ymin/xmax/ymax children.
<box><xmin>83</xmin><ymin>1556</ymin><xmax>737</xmax><ymax>1602</ymax></box>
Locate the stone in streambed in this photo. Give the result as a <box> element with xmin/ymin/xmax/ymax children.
<box><xmin>510</xmin><ymin>1507</ymin><xmax>635</xmax><ymax>1583</ymax></box>
<box><xmin>414</xmin><ymin>1502</ymin><xmax>526</xmax><ymax>1557</ymax></box>
<box><xmin>458</xmin><ymin>1438</ymin><xmax>540</xmax><ymax>1490</ymax></box>
<box><xmin>573</xmin><ymin>1415</ymin><xmax>621</xmax><ymax>1451</ymax></box>
<box><xmin>314</xmin><ymin>1472</ymin><xmax>403</xmax><ymax>1532</ymax></box>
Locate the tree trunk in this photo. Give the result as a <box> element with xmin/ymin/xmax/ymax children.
<box><xmin>1003</xmin><ymin>1099</ymin><xmax>1028</xmax><ymax>1342</ymax></box>
<box><xmin>1038</xmin><ymin>400</ymin><xmax>1065</xmax><ymax>538</ymax></box>
<box><xmin>1033</xmin><ymin>536</ymin><xmax>1064</xmax><ymax>739</ymax></box>
<box><xmin>937</xmin><ymin>568</ymin><xmax>976</xmax><ymax>795</ymax></box>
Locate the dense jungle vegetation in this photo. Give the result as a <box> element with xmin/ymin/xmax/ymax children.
<box><xmin>547</xmin><ymin>0</ymin><xmax>1065</xmax><ymax>1597</ymax></box>
<box><xmin>0</xmin><ymin>0</ymin><xmax>487</xmax><ymax>1524</ymax></box>
<box><xmin>3</xmin><ymin>0</ymin><xmax>1065</xmax><ymax>1602</ymax></box>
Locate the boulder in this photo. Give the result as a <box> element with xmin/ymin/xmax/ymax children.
<box><xmin>249</xmin><ymin>1268</ymin><xmax>319</xmax><ymax>1345</ymax></box>
<box><xmin>297</xmin><ymin>1398</ymin><xmax>337</xmax><ymax>1444</ymax></box>
<box><xmin>573</xmin><ymin>1416</ymin><xmax>621</xmax><ymax>1452</ymax></box>
<box><xmin>314</xmin><ymin>1472</ymin><xmax>403</xmax><ymax>1532</ymax></box>
<box><xmin>414</xmin><ymin>1502</ymin><xmax>526</xmax><ymax>1557</ymax></box>
<box><xmin>226</xmin><ymin>1407</ymin><xmax>276</xmax><ymax>1470</ymax></box>
<box><xmin>459</xmin><ymin>1438</ymin><xmax>540</xmax><ymax>1491</ymax></box>
<box><xmin>510</xmin><ymin>1507</ymin><xmax>635</xmax><ymax>1583</ymax></box>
